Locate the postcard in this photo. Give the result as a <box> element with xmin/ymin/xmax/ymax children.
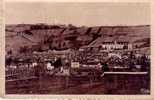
<box><xmin>0</xmin><ymin>0</ymin><xmax>154</xmax><ymax>100</ymax></box>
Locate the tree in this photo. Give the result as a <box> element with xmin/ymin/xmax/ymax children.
<box><xmin>92</xmin><ymin>33</ymin><xmax>101</xmax><ymax>41</ymax></box>
<box><xmin>42</xmin><ymin>34</ymin><xmax>53</xmax><ymax>50</ymax></box>
<box><xmin>19</xmin><ymin>46</ymin><xmax>28</xmax><ymax>54</ymax></box>
<box><xmin>7</xmin><ymin>50</ymin><xmax>12</xmax><ymax>55</ymax></box>
<box><xmin>70</xmin><ymin>40</ymin><xmax>81</xmax><ymax>50</ymax></box>
<box><xmin>123</xmin><ymin>44</ymin><xmax>128</xmax><ymax>49</ymax></box>
<box><xmin>6</xmin><ymin>57</ymin><xmax>12</xmax><ymax>65</ymax></box>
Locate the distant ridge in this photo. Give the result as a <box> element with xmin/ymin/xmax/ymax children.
<box><xmin>5</xmin><ymin>24</ymin><xmax>150</xmax><ymax>55</ymax></box>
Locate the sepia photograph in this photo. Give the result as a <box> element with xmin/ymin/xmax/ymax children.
<box><xmin>4</xmin><ymin>1</ymin><xmax>151</xmax><ymax>95</ymax></box>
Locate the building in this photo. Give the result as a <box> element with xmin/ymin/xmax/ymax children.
<box><xmin>101</xmin><ymin>40</ymin><xmax>132</xmax><ymax>51</ymax></box>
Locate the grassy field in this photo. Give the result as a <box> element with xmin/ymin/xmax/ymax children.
<box><xmin>5</xmin><ymin>73</ymin><xmax>150</xmax><ymax>94</ymax></box>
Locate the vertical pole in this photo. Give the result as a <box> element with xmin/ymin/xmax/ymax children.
<box><xmin>38</xmin><ymin>61</ymin><xmax>42</xmax><ymax>93</ymax></box>
<box><xmin>65</xmin><ymin>75</ymin><xmax>69</xmax><ymax>88</ymax></box>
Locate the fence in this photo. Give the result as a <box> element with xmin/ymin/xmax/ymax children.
<box><xmin>6</xmin><ymin>65</ymin><xmax>36</xmax><ymax>81</ymax></box>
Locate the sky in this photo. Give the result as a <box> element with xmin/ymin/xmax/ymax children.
<box><xmin>5</xmin><ymin>2</ymin><xmax>150</xmax><ymax>26</ymax></box>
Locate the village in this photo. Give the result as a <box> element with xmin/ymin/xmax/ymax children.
<box><xmin>5</xmin><ymin>24</ymin><xmax>150</xmax><ymax>94</ymax></box>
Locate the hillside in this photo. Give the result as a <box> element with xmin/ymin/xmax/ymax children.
<box><xmin>5</xmin><ymin>24</ymin><xmax>150</xmax><ymax>55</ymax></box>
